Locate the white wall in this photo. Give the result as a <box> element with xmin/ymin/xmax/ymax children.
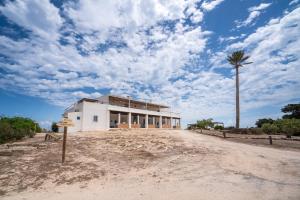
<box><xmin>81</xmin><ymin>102</ymin><xmax>109</xmax><ymax>131</ymax></box>
<box><xmin>62</xmin><ymin>100</ymin><xmax>180</xmax><ymax>132</ymax></box>
<box><xmin>67</xmin><ymin>112</ymin><xmax>82</xmax><ymax>133</ymax></box>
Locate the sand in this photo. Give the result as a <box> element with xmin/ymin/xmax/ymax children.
<box><xmin>1</xmin><ymin>129</ymin><xmax>300</xmax><ymax>200</ymax></box>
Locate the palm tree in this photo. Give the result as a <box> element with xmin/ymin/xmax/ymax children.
<box><xmin>227</xmin><ymin>50</ymin><xmax>252</xmax><ymax>128</ymax></box>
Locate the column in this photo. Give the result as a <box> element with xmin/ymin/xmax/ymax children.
<box><xmin>159</xmin><ymin>116</ymin><xmax>162</xmax><ymax>128</ymax></box>
<box><xmin>170</xmin><ymin>117</ymin><xmax>173</xmax><ymax>129</ymax></box>
<box><xmin>137</xmin><ymin>115</ymin><xmax>140</xmax><ymax>124</ymax></box>
<box><xmin>145</xmin><ymin>114</ymin><xmax>148</xmax><ymax>128</ymax></box>
<box><xmin>128</xmin><ymin>112</ymin><xmax>131</xmax><ymax>128</ymax></box>
<box><xmin>153</xmin><ymin>116</ymin><xmax>155</xmax><ymax>125</ymax></box>
<box><xmin>118</xmin><ymin>112</ymin><xmax>121</xmax><ymax>126</ymax></box>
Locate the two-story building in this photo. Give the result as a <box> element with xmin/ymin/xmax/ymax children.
<box><xmin>62</xmin><ymin>95</ymin><xmax>181</xmax><ymax>132</ymax></box>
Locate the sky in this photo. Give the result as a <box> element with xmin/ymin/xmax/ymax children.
<box><xmin>0</xmin><ymin>0</ymin><xmax>299</xmax><ymax>129</ymax></box>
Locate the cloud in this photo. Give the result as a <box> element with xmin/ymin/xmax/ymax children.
<box><xmin>218</xmin><ymin>34</ymin><xmax>246</xmax><ymax>43</ymax></box>
<box><xmin>0</xmin><ymin>0</ymin><xmax>299</xmax><ymax>128</ymax></box>
<box><xmin>236</xmin><ymin>3</ymin><xmax>271</xmax><ymax>28</ymax></box>
<box><xmin>248</xmin><ymin>3</ymin><xmax>272</xmax><ymax>12</ymax></box>
<box><xmin>39</xmin><ymin>120</ymin><xmax>52</xmax><ymax>129</ymax></box>
<box><xmin>64</xmin><ymin>0</ymin><xmax>189</xmax><ymax>33</ymax></box>
<box><xmin>289</xmin><ymin>0</ymin><xmax>300</xmax><ymax>6</ymax></box>
<box><xmin>0</xmin><ymin>0</ymin><xmax>62</xmax><ymax>40</ymax></box>
<box><xmin>201</xmin><ymin>0</ymin><xmax>224</xmax><ymax>11</ymax></box>
<box><xmin>214</xmin><ymin>7</ymin><xmax>300</xmax><ymax>117</ymax></box>
<box><xmin>0</xmin><ymin>0</ymin><xmax>209</xmax><ymax>108</ymax></box>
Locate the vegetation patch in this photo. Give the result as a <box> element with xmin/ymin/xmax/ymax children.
<box><xmin>0</xmin><ymin>116</ymin><xmax>41</xmax><ymax>144</ymax></box>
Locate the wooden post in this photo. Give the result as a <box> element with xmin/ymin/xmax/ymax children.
<box><xmin>223</xmin><ymin>131</ymin><xmax>226</xmax><ymax>138</ymax></box>
<box><xmin>62</xmin><ymin>126</ymin><xmax>67</xmax><ymax>163</ymax></box>
<box><xmin>269</xmin><ymin>135</ymin><xmax>272</xmax><ymax>145</ymax></box>
<box><xmin>57</xmin><ymin>118</ymin><xmax>74</xmax><ymax>164</ymax></box>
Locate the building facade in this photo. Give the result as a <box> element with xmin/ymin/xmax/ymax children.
<box><xmin>62</xmin><ymin>95</ymin><xmax>181</xmax><ymax>132</ymax></box>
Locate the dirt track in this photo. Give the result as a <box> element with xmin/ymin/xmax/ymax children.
<box><xmin>1</xmin><ymin>129</ymin><xmax>300</xmax><ymax>200</ymax></box>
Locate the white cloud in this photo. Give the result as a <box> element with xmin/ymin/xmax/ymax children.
<box><xmin>201</xmin><ymin>0</ymin><xmax>224</xmax><ymax>11</ymax></box>
<box><xmin>0</xmin><ymin>0</ymin><xmax>62</xmax><ymax>40</ymax></box>
<box><xmin>248</xmin><ymin>3</ymin><xmax>272</xmax><ymax>12</ymax></box>
<box><xmin>190</xmin><ymin>10</ymin><xmax>204</xmax><ymax>23</ymax></box>
<box><xmin>0</xmin><ymin>0</ymin><xmax>209</xmax><ymax>108</ymax></box>
<box><xmin>218</xmin><ymin>34</ymin><xmax>246</xmax><ymax>43</ymax></box>
<box><xmin>39</xmin><ymin>120</ymin><xmax>52</xmax><ymax>129</ymax></box>
<box><xmin>289</xmin><ymin>0</ymin><xmax>300</xmax><ymax>6</ymax></box>
<box><xmin>0</xmin><ymin>0</ymin><xmax>299</xmax><ymax>128</ymax></box>
<box><xmin>64</xmin><ymin>0</ymin><xmax>189</xmax><ymax>34</ymax></box>
<box><xmin>236</xmin><ymin>3</ymin><xmax>271</xmax><ymax>28</ymax></box>
<box><xmin>212</xmin><ymin>7</ymin><xmax>300</xmax><ymax>125</ymax></box>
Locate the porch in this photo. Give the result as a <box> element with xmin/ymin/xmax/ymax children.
<box><xmin>109</xmin><ymin>111</ymin><xmax>180</xmax><ymax>129</ymax></box>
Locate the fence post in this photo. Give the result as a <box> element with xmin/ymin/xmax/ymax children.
<box><xmin>62</xmin><ymin>126</ymin><xmax>67</xmax><ymax>163</ymax></box>
<box><xmin>268</xmin><ymin>135</ymin><xmax>272</xmax><ymax>145</ymax></box>
<box><xmin>223</xmin><ymin>132</ymin><xmax>226</xmax><ymax>138</ymax></box>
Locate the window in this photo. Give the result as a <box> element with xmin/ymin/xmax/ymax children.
<box><xmin>93</xmin><ymin>115</ymin><xmax>98</xmax><ymax>122</ymax></box>
<box><xmin>77</xmin><ymin>116</ymin><xmax>80</xmax><ymax>120</ymax></box>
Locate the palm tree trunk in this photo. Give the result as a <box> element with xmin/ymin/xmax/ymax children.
<box><xmin>235</xmin><ymin>66</ymin><xmax>240</xmax><ymax>128</ymax></box>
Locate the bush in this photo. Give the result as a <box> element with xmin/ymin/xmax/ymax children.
<box><xmin>255</xmin><ymin>118</ymin><xmax>274</xmax><ymax>128</ymax></box>
<box><xmin>275</xmin><ymin>119</ymin><xmax>300</xmax><ymax>136</ymax></box>
<box><xmin>196</xmin><ymin>118</ymin><xmax>214</xmax><ymax>129</ymax></box>
<box><xmin>0</xmin><ymin>121</ymin><xmax>14</xmax><ymax>143</ymax></box>
<box><xmin>262</xmin><ymin>123</ymin><xmax>279</xmax><ymax>134</ymax></box>
<box><xmin>51</xmin><ymin>122</ymin><xmax>59</xmax><ymax>133</ymax></box>
<box><xmin>0</xmin><ymin>116</ymin><xmax>40</xmax><ymax>144</ymax></box>
<box><xmin>214</xmin><ymin>125</ymin><xmax>224</xmax><ymax>130</ymax></box>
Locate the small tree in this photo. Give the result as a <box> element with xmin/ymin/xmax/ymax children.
<box><xmin>281</xmin><ymin>103</ymin><xmax>300</xmax><ymax>119</ymax></box>
<box><xmin>197</xmin><ymin>119</ymin><xmax>214</xmax><ymax>132</ymax></box>
<box><xmin>255</xmin><ymin>118</ymin><xmax>274</xmax><ymax>128</ymax></box>
<box><xmin>51</xmin><ymin>122</ymin><xmax>59</xmax><ymax>133</ymax></box>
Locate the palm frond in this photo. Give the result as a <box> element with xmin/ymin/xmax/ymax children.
<box><xmin>227</xmin><ymin>50</ymin><xmax>252</xmax><ymax>67</ymax></box>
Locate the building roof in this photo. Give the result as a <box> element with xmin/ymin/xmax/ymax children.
<box><xmin>78</xmin><ymin>95</ymin><xmax>170</xmax><ymax>108</ymax></box>
<box><xmin>106</xmin><ymin>95</ymin><xmax>169</xmax><ymax>108</ymax></box>
<box><xmin>77</xmin><ymin>98</ymin><xmax>99</xmax><ymax>103</ymax></box>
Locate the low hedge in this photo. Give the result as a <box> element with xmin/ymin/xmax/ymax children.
<box><xmin>262</xmin><ymin>119</ymin><xmax>300</xmax><ymax>136</ymax></box>
<box><xmin>0</xmin><ymin>116</ymin><xmax>41</xmax><ymax>144</ymax></box>
<box><xmin>214</xmin><ymin>125</ymin><xmax>224</xmax><ymax>130</ymax></box>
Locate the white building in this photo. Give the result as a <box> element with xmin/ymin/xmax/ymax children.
<box><xmin>62</xmin><ymin>95</ymin><xmax>181</xmax><ymax>132</ymax></box>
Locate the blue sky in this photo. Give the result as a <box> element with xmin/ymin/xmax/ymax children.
<box><xmin>0</xmin><ymin>0</ymin><xmax>300</xmax><ymax>129</ymax></box>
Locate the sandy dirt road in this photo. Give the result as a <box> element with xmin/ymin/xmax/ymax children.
<box><xmin>1</xmin><ymin>129</ymin><xmax>300</xmax><ymax>200</ymax></box>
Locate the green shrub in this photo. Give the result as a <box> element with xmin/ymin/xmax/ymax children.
<box><xmin>214</xmin><ymin>125</ymin><xmax>224</xmax><ymax>130</ymax></box>
<box><xmin>275</xmin><ymin>119</ymin><xmax>300</xmax><ymax>136</ymax></box>
<box><xmin>196</xmin><ymin>118</ymin><xmax>214</xmax><ymax>129</ymax></box>
<box><xmin>255</xmin><ymin>118</ymin><xmax>274</xmax><ymax>128</ymax></box>
<box><xmin>262</xmin><ymin>123</ymin><xmax>279</xmax><ymax>134</ymax></box>
<box><xmin>0</xmin><ymin>121</ymin><xmax>14</xmax><ymax>143</ymax></box>
<box><xmin>0</xmin><ymin>116</ymin><xmax>40</xmax><ymax>144</ymax></box>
